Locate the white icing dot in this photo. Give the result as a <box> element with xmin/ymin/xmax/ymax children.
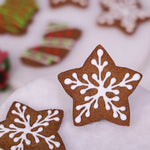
<box><xmin>120</xmin><ymin>114</ymin><xmax>127</xmax><ymax>121</ymax></box>
<box><xmin>76</xmin><ymin>105</ymin><xmax>81</xmax><ymax>111</ymax></box>
<box><xmin>11</xmin><ymin>110</ymin><xmax>16</xmax><ymax>114</ymax></box>
<box><xmin>113</xmin><ymin>112</ymin><xmax>118</xmax><ymax>118</ymax></box>
<box><xmin>112</xmin><ymin>96</ymin><xmax>120</xmax><ymax>102</ymax></box>
<box><xmin>125</xmin><ymin>73</ymin><xmax>130</xmax><ymax>79</ymax></box>
<box><xmin>48</xmin><ymin>110</ymin><xmax>52</xmax><ymax>115</ymax></box>
<box><xmin>105</xmin><ymin>71</ymin><xmax>111</xmax><ymax>78</ymax></box>
<box><xmin>84</xmin><ymin>96</ymin><xmax>91</xmax><ymax>101</ymax></box>
<box><xmin>82</xmin><ymin>74</ymin><xmax>88</xmax><ymax>80</ymax></box>
<box><xmin>51</xmin><ymin>135</ymin><xmax>55</xmax><ymax>139</ymax></box>
<box><xmin>103</xmin><ymin>61</ymin><xmax>108</xmax><ymax>67</ymax></box>
<box><xmin>120</xmin><ymin>106</ymin><xmax>126</xmax><ymax>111</ymax></box>
<box><xmin>97</xmin><ymin>49</ymin><xmax>104</xmax><ymax>57</ymax></box>
<box><xmin>26</xmin><ymin>139</ymin><xmax>31</xmax><ymax>145</ymax></box>
<box><xmin>71</xmin><ymin>85</ymin><xmax>76</xmax><ymax>90</ymax></box>
<box><xmin>38</xmin><ymin>127</ymin><xmax>43</xmax><ymax>132</ymax></box>
<box><xmin>22</xmin><ymin>106</ymin><xmax>27</xmax><ymax>110</ymax></box>
<box><xmin>15</xmin><ymin>103</ymin><xmax>21</xmax><ymax>108</ymax></box>
<box><xmin>75</xmin><ymin>116</ymin><xmax>81</xmax><ymax>123</ymax></box>
<box><xmin>55</xmin><ymin>142</ymin><xmax>61</xmax><ymax>148</ymax></box>
<box><xmin>113</xmin><ymin>89</ymin><xmax>120</xmax><ymax>95</ymax></box>
<box><xmin>80</xmin><ymin>89</ymin><xmax>86</xmax><ymax>95</ymax></box>
<box><xmin>64</xmin><ymin>78</ymin><xmax>72</xmax><ymax>85</ymax></box>
<box><xmin>54</xmin><ymin>117</ymin><xmax>60</xmax><ymax>121</ymax></box>
<box><xmin>94</xmin><ymin>102</ymin><xmax>99</xmax><ymax>109</ymax></box>
<box><xmin>54</xmin><ymin>110</ymin><xmax>59</xmax><ymax>115</ymax></box>
<box><xmin>72</xmin><ymin>73</ymin><xmax>77</xmax><ymax>78</ymax></box>
<box><xmin>110</xmin><ymin>78</ymin><xmax>116</xmax><ymax>84</ymax></box>
<box><xmin>91</xmin><ymin>59</ymin><xmax>97</xmax><ymax>65</ymax></box>
<box><xmin>133</xmin><ymin>73</ymin><xmax>141</xmax><ymax>81</ymax></box>
<box><xmin>37</xmin><ymin>115</ymin><xmax>42</xmax><ymax>120</ymax></box>
<box><xmin>85</xmin><ymin>111</ymin><xmax>90</xmax><ymax>117</ymax></box>
<box><xmin>106</xmin><ymin>104</ymin><xmax>110</xmax><ymax>110</ymax></box>
<box><xmin>127</xmin><ymin>85</ymin><xmax>133</xmax><ymax>90</ymax></box>
<box><xmin>9</xmin><ymin>133</ymin><xmax>14</xmax><ymax>139</ymax></box>
<box><xmin>92</xmin><ymin>73</ymin><xmax>97</xmax><ymax>80</ymax></box>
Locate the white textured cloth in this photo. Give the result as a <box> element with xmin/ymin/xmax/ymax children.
<box><xmin>0</xmin><ymin>78</ymin><xmax>150</xmax><ymax>150</ymax></box>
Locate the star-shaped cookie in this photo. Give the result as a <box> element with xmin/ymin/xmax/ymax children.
<box><xmin>58</xmin><ymin>45</ymin><xmax>142</xmax><ymax>126</ymax></box>
<box><xmin>97</xmin><ymin>0</ymin><xmax>150</xmax><ymax>34</ymax></box>
<box><xmin>0</xmin><ymin>102</ymin><xmax>66</xmax><ymax>150</ymax></box>
<box><xmin>50</xmin><ymin>0</ymin><xmax>88</xmax><ymax>8</ymax></box>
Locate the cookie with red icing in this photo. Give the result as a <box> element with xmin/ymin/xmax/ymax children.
<box><xmin>50</xmin><ymin>0</ymin><xmax>88</xmax><ymax>8</ymax></box>
<box><xmin>21</xmin><ymin>23</ymin><xmax>81</xmax><ymax>67</ymax></box>
<box><xmin>58</xmin><ymin>45</ymin><xmax>142</xmax><ymax>126</ymax></box>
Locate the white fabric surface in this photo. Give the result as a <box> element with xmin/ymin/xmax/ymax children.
<box><xmin>0</xmin><ymin>0</ymin><xmax>150</xmax><ymax>91</ymax></box>
<box><xmin>0</xmin><ymin>78</ymin><xmax>150</xmax><ymax>150</ymax></box>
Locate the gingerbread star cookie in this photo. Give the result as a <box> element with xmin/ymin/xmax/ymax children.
<box><xmin>0</xmin><ymin>102</ymin><xmax>66</xmax><ymax>150</ymax></box>
<box><xmin>21</xmin><ymin>23</ymin><xmax>81</xmax><ymax>67</ymax></box>
<box><xmin>97</xmin><ymin>0</ymin><xmax>150</xmax><ymax>34</ymax></box>
<box><xmin>50</xmin><ymin>0</ymin><xmax>88</xmax><ymax>8</ymax></box>
<box><xmin>58</xmin><ymin>45</ymin><xmax>142</xmax><ymax>126</ymax></box>
<box><xmin>0</xmin><ymin>0</ymin><xmax>38</xmax><ymax>34</ymax></box>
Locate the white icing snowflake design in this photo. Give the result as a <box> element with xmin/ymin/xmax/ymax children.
<box><xmin>51</xmin><ymin>0</ymin><xmax>88</xmax><ymax>7</ymax></box>
<box><xmin>98</xmin><ymin>0</ymin><xmax>150</xmax><ymax>33</ymax></box>
<box><xmin>0</xmin><ymin>102</ymin><xmax>62</xmax><ymax>150</ymax></box>
<box><xmin>63</xmin><ymin>48</ymin><xmax>141</xmax><ymax>124</ymax></box>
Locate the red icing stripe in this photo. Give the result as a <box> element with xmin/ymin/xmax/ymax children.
<box><xmin>45</xmin><ymin>48</ymin><xmax>52</xmax><ymax>53</ymax></box>
<box><xmin>53</xmin><ymin>49</ymin><xmax>60</xmax><ymax>55</ymax></box>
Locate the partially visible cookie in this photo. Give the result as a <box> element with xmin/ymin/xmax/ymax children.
<box><xmin>0</xmin><ymin>101</ymin><xmax>66</xmax><ymax>150</ymax></box>
<box><xmin>0</xmin><ymin>50</ymin><xmax>10</xmax><ymax>91</ymax></box>
<box><xmin>21</xmin><ymin>23</ymin><xmax>81</xmax><ymax>67</ymax></box>
<box><xmin>50</xmin><ymin>0</ymin><xmax>88</xmax><ymax>8</ymax></box>
<box><xmin>58</xmin><ymin>44</ymin><xmax>142</xmax><ymax>126</ymax></box>
<box><xmin>0</xmin><ymin>0</ymin><xmax>38</xmax><ymax>35</ymax></box>
<box><xmin>97</xmin><ymin>0</ymin><xmax>150</xmax><ymax>34</ymax></box>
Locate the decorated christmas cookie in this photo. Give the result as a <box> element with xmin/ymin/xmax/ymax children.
<box><xmin>21</xmin><ymin>23</ymin><xmax>81</xmax><ymax>67</ymax></box>
<box><xmin>0</xmin><ymin>0</ymin><xmax>38</xmax><ymax>34</ymax></box>
<box><xmin>0</xmin><ymin>50</ymin><xmax>10</xmax><ymax>91</ymax></box>
<box><xmin>0</xmin><ymin>102</ymin><xmax>66</xmax><ymax>150</ymax></box>
<box><xmin>50</xmin><ymin>0</ymin><xmax>88</xmax><ymax>8</ymax></box>
<box><xmin>58</xmin><ymin>45</ymin><xmax>142</xmax><ymax>126</ymax></box>
<box><xmin>97</xmin><ymin>0</ymin><xmax>150</xmax><ymax>34</ymax></box>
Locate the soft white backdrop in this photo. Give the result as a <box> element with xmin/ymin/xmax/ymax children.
<box><xmin>0</xmin><ymin>0</ymin><xmax>150</xmax><ymax>149</ymax></box>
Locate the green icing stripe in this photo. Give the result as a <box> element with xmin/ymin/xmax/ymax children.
<box><xmin>63</xmin><ymin>40</ymin><xmax>71</xmax><ymax>47</ymax></box>
<box><xmin>36</xmin><ymin>53</ymin><xmax>42</xmax><ymax>59</ymax></box>
<box><xmin>47</xmin><ymin>57</ymin><xmax>53</xmax><ymax>64</ymax></box>
<box><xmin>52</xmin><ymin>39</ymin><xmax>59</xmax><ymax>46</ymax></box>
<box><xmin>24</xmin><ymin>50</ymin><xmax>30</xmax><ymax>56</ymax></box>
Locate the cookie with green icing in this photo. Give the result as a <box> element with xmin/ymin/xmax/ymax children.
<box><xmin>0</xmin><ymin>0</ymin><xmax>38</xmax><ymax>34</ymax></box>
<box><xmin>21</xmin><ymin>23</ymin><xmax>81</xmax><ymax>67</ymax></box>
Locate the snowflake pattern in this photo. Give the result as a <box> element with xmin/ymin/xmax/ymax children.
<box><xmin>0</xmin><ymin>102</ymin><xmax>65</xmax><ymax>150</ymax></box>
<box><xmin>97</xmin><ymin>0</ymin><xmax>150</xmax><ymax>33</ymax></box>
<box><xmin>50</xmin><ymin>0</ymin><xmax>88</xmax><ymax>7</ymax></box>
<box><xmin>58</xmin><ymin>45</ymin><xmax>142</xmax><ymax>126</ymax></box>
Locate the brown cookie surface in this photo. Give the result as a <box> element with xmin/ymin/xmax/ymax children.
<box><xmin>50</xmin><ymin>0</ymin><xmax>88</xmax><ymax>8</ymax></box>
<box><xmin>58</xmin><ymin>45</ymin><xmax>142</xmax><ymax>126</ymax></box>
<box><xmin>97</xmin><ymin>0</ymin><xmax>150</xmax><ymax>34</ymax></box>
<box><xmin>0</xmin><ymin>102</ymin><xmax>66</xmax><ymax>150</ymax></box>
